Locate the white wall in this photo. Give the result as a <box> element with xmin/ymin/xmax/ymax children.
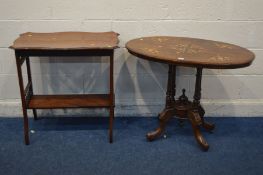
<box><xmin>0</xmin><ymin>0</ymin><xmax>262</xmax><ymax>117</ymax></box>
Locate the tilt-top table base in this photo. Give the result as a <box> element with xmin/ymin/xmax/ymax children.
<box><xmin>146</xmin><ymin>65</ymin><xmax>215</xmax><ymax>151</ymax></box>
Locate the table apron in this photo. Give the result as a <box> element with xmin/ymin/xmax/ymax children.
<box><xmin>15</xmin><ymin>49</ymin><xmax>114</xmax><ymax>57</ymax></box>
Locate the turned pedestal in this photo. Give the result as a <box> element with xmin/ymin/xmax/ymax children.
<box><xmin>146</xmin><ymin>65</ymin><xmax>215</xmax><ymax>150</ymax></box>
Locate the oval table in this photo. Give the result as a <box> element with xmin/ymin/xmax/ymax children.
<box><xmin>126</xmin><ymin>36</ymin><xmax>255</xmax><ymax>151</ymax></box>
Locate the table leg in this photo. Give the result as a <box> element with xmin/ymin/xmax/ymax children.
<box><xmin>188</xmin><ymin>110</ymin><xmax>209</xmax><ymax>150</ymax></box>
<box><xmin>188</xmin><ymin>68</ymin><xmax>214</xmax><ymax>151</ymax></box>
<box><xmin>109</xmin><ymin>107</ymin><xmax>114</xmax><ymax>143</ymax></box>
<box><xmin>26</xmin><ymin>57</ymin><xmax>37</xmax><ymax>120</ymax></box>
<box><xmin>32</xmin><ymin>109</ymin><xmax>38</xmax><ymax>120</ymax></box>
<box><xmin>146</xmin><ymin>65</ymin><xmax>176</xmax><ymax>141</ymax></box>
<box><xmin>198</xmin><ymin>105</ymin><xmax>215</xmax><ymax>131</ymax></box>
<box><xmin>109</xmin><ymin>52</ymin><xmax>114</xmax><ymax>143</ymax></box>
<box><xmin>15</xmin><ymin>54</ymin><xmax>30</xmax><ymax>145</ymax></box>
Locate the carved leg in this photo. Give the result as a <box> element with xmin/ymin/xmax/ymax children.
<box><xmin>147</xmin><ymin>108</ymin><xmax>176</xmax><ymax>141</ymax></box>
<box><xmin>188</xmin><ymin>68</ymin><xmax>210</xmax><ymax>150</ymax></box>
<box><xmin>146</xmin><ymin>65</ymin><xmax>176</xmax><ymax>141</ymax></box>
<box><xmin>202</xmin><ymin>120</ymin><xmax>215</xmax><ymax>131</ymax></box>
<box><xmin>198</xmin><ymin>105</ymin><xmax>215</xmax><ymax>131</ymax></box>
<box><xmin>188</xmin><ymin>110</ymin><xmax>209</xmax><ymax>151</ymax></box>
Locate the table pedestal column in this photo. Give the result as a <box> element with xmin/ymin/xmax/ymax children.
<box><xmin>146</xmin><ymin>66</ymin><xmax>215</xmax><ymax>151</ymax></box>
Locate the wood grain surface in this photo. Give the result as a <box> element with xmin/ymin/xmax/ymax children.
<box><xmin>126</xmin><ymin>36</ymin><xmax>255</xmax><ymax>69</ymax></box>
<box><xmin>10</xmin><ymin>31</ymin><xmax>119</xmax><ymax>50</ymax></box>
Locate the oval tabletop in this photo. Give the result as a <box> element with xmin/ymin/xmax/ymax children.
<box><xmin>126</xmin><ymin>36</ymin><xmax>255</xmax><ymax>69</ymax></box>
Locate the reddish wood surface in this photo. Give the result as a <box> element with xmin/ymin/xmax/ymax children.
<box><xmin>15</xmin><ymin>54</ymin><xmax>30</xmax><ymax>145</ymax></box>
<box><xmin>126</xmin><ymin>36</ymin><xmax>255</xmax><ymax>69</ymax></box>
<box><xmin>28</xmin><ymin>94</ymin><xmax>111</xmax><ymax>109</ymax></box>
<box><xmin>12</xmin><ymin>31</ymin><xmax>118</xmax><ymax>144</ymax></box>
<box><xmin>10</xmin><ymin>31</ymin><xmax>119</xmax><ymax>50</ymax></box>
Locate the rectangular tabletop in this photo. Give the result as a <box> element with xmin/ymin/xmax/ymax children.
<box><xmin>10</xmin><ymin>31</ymin><xmax>119</xmax><ymax>50</ymax></box>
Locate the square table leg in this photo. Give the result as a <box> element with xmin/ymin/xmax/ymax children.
<box><xmin>109</xmin><ymin>53</ymin><xmax>114</xmax><ymax>143</ymax></box>
<box><xmin>15</xmin><ymin>53</ymin><xmax>30</xmax><ymax>145</ymax></box>
<box><xmin>25</xmin><ymin>57</ymin><xmax>37</xmax><ymax>120</ymax></box>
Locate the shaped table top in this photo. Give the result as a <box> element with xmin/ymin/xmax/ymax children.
<box><xmin>126</xmin><ymin>36</ymin><xmax>255</xmax><ymax>69</ymax></box>
<box><xmin>10</xmin><ymin>31</ymin><xmax>119</xmax><ymax>50</ymax></box>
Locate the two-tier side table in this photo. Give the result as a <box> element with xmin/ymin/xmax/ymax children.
<box><xmin>126</xmin><ymin>36</ymin><xmax>255</xmax><ymax>150</ymax></box>
<box><xmin>10</xmin><ymin>31</ymin><xmax>119</xmax><ymax>145</ymax></box>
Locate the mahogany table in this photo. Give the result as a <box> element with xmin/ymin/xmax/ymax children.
<box><xmin>10</xmin><ymin>31</ymin><xmax>119</xmax><ymax>145</ymax></box>
<box><xmin>126</xmin><ymin>36</ymin><xmax>255</xmax><ymax>150</ymax></box>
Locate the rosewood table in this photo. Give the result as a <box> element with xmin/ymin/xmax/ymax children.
<box><xmin>10</xmin><ymin>31</ymin><xmax>119</xmax><ymax>145</ymax></box>
<box><xmin>126</xmin><ymin>36</ymin><xmax>255</xmax><ymax>150</ymax></box>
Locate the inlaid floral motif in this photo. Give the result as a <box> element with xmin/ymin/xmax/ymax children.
<box><xmin>214</xmin><ymin>43</ymin><xmax>233</xmax><ymax>49</ymax></box>
<box><xmin>170</xmin><ymin>44</ymin><xmax>205</xmax><ymax>54</ymax></box>
<box><xmin>187</xmin><ymin>44</ymin><xmax>206</xmax><ymax>54</ymax></box>
<box><xmin>210</xmin><ymin>54</ymin><xmax>230</xmax><ymax>62</ymax></box>
<box><xmin>171</xmin><ymin>44</ymin><xmax>187</xmax><ymax>54</ymax></box>
<box><xmin>142</xmin><ymin>47</ymin><xmax>160</xmax><ymax>54</ymax></box>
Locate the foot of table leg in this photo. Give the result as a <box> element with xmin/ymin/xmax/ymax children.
<box><xmin>33</xmin><ymin>109</ymin><xmax>38</xmax><ymax>120</ymax></box>
<box><xmin>198</xmin><ymin>105</ymin><xmax>215</xmax><ymax>132</ymax></box>
<box><xmin>202</xmin><ymin>120</ymin><xmax>215</xmax><ymax>132</ymax></box>
<box><xmin>24</xmin><ymin>127</ymin><xmax>30</xmax><ymax>145</ymax></box>
<box><xmin>109</xmin><ymin>107</ymin><xmax>114</xmax><ymax>143</ymax></box>
<box><xmin>178</xmin><ymin>119</ymin><xmax>185</xmax><ymax>127</ymax></box>
<box><xmin>24</xmin><ymin>134</ymin><xmax>30</xmax><ymax>145</ymax></box>
<box><xmin>188</xmin><ymin>110</ymin><xmax>209</xmax><ymax>151</ymax></box>
<box><xmin>22</xmin><ymin>108</ymin><xmax>30</xmax><ymax>145</ymax></box>
<box><xmin>146</xmin><ymin>128</ymin><xmax>163</xmax><ymax>141</ymax></box>
<box><xmin>147</xmin><ymin>108</ymin><xmax>175</xmax><ymax>141</ymax></box>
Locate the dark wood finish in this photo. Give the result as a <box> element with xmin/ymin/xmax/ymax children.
<box><xmin>147</xmin><ymin>66</ymin><xmax>214</xmax><ymax>151</ymax></box>
<box><xmin>147</xmin><ymin>65</ymin><xmax>177</xmax><ymax>141</ymax></box>
<box><xmin>28</xmin><ymin>94</ymin><xmax>111</xmax><ymax>109</ymax></box>
<box><xmin>126</xmin><ymin>36</ymin><xmax>255</xmax><ymax>69</ymax></box>
<box><xmin>15</xmin><ymin>54</ymin><xmax>29</xmax><ymax>145</ymax></box>
<box><xmin>14</xmin><ymin>49</ymin><xmax>114</xmax><ymax>57</ymax></box>
<box><xmin>11</xmin><ymin>32</ymin><xmax>118</xmax><ymax>145</ymax></box>
<box><xmin>127</xmin><ymin>36</ymin><xmax>255</xmax><ymax>151</ymax></box>
<box><xmin>25</xmin><ymin>57</ymin><xmax>37</xmax><ymax>120</ymax></box>
<box><xmin>109</xmin><ymin>53</ymin><xmax>114</xmax><ymax>143</ymax></box>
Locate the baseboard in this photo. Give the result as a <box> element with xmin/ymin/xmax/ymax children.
<box><xmin>0</xmin><ymin>99</ymin><xmax>262</xmax><ymax>117</ymax></box>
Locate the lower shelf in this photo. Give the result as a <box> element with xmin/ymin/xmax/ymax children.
<box><xmin>27</xmin><ymin>94</ymin><xmax>112</xmax><ymax>109</ymax></box>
